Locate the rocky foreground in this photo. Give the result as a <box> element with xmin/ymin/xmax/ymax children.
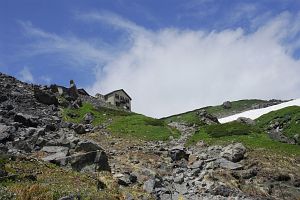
<box><xmin>0</xmin><ymin>72</ymin><xmax>299</xmax><ymax>200</ymax></box>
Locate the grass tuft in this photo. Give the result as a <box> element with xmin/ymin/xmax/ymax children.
<box><xmin>62</xmin><ymin>103</ymin><xmax>179</xmax><ymax>141</ymax></box>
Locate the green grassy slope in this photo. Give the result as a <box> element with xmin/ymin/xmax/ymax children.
<box><xmin>62</xmin><ymin>103</ymin><xmax>180</xmax><ymax>141</ymax></box>
<box><xmin>163</xmin><ymin>99</ymin><xmax>269</xmax><ymax>125</ymax></box>
<box><xmin>186</xmin><ymin>106</ymin><xmax>300</xmax><ymax>155</ymax></box>
<box><xmin>255</xmin><ymin>106</ymin><xmax>300</xmax><ymax>139</ymax></box>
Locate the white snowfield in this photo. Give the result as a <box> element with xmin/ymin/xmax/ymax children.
<box><xmin>218</xmin><ymin>98</ymin><xmax>300</xmax><ymax>124</ymax></box>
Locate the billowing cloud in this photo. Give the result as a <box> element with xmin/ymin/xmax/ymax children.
<box><xmin>18</xmin><ymin>66</ymin><xmax>34</xmax><ymax>83</ymax></box>
<box><xmin>19</xmin><ymin>12</ymin><xmax>300</xmax><ymax>118</ymax></box>
<box><xmin>86</xmin><ymin>12</ymin><xmax>300</xmax><ymax>118</ymax></box>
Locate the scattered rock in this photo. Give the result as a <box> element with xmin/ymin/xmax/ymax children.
<box><xmin>196</xmin><ymin>110</ymin><xmax>219</xmax><ymax>125</ymax></box>
<box><xmin>221</xmin><ymin>143</ymin><xmax>246</xmax><ymax>162</ymax></box>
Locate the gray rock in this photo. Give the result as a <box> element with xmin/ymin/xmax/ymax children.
<box><xmin>189</xmin><ymin>160</ymin><xmax>204</xmax><ymax>169</ymax></box>
<box><xmin>42</xmin><ymin>151</ymin><xmax>69</xmax><ymax>165</ymax></box>
<box><xmin>169</xmin><ymin>145</ymin><xmax>189</xmax><ymax>161</ymax></box>
<box><xmin>0</xmin><ymin>95</ymin><xmax>8</xmax><ymax>103</ymax></box>
<box><xmin>74</xmin><ymin>124</ymin><xmax>86</xmax><ymax>134</ymax></box>
<box><xmin>71</xmin><ymin>151</ymin><xmax>110</xmax><ymax>172</ymax></box>
<box><xmin>143</xmin><ymin>179</ymin><xmax>156</xmax><ymax>193</ymax></box>
<box><xmin>221</xmin><ymin>143</ymin><xmax>246</xmax><ymax>162</ymax></box>
<box><xmin>215</xmin><ymin>158</ymin><xmax>243</xmax><ymax>170</ymax></box>
<box><xmin>34</xmin><ymin>87</ymin><xmax>58</xmax><ymax>106</ymax></box>
<box><xmin>237</xmin><ymin>117</ymin><xmax>256</xmax><ymax>125</ymax></box>
<box><xmin>75</xmin><ymin>140</ymin><xmax>103</xmax><ymax>152</ymax></box>
<box><xmin>83</xmin><ymin>113</ymin><xmax>94</xmax><ymax>124</ymax></box>
<box><xmin>174</xmin><ymin>173</ymin><xmax>184</xmax><ymax>184</ymax></box>
<box><xmin>222</xmin><ymin>101</ymin><xmax>232</xmax><ymax>109</ymax></box>
<box><xmin>14</xmin><ymin>113</ymin><xmax>39</xmax><ymax>127</ymax></box>
<box><xmin>174</xmin><ymin>183</ymin><xmax>188</xmax><ymax>194</ymax></box>
<box><xmin>13</xmin><ymin>139</ymin><xmax>33</xmax><ymax>152</ymax></box>
<box><xmin>117</xmin><ymin>173</ymin><xmax>137</xmax><ymax>186</ymax></box>
<box><xmin>41</xmin><ymin>146</ymin><xmax>69</xmax><ymax>154</ymax></box>
<box><xmin>0</xmin><ymin>124</ymin><xmax>10</xmax><ymax>142</ymax></box>
<box><xmin>196</xmin><ymin>110</ymin><xmax>219</xmax><ymax>125</ymax></box>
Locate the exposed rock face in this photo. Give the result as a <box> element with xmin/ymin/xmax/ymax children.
<box><xmin>0</xmin><ymin>72</ymin><xmax>110</xmax><ymax>174</ymax></box>
<box><xmin>196</xmin><ymin>110</ymin><xmax>219</xmax><ymax>125</ymax></box>
<box><xmin>237</xmin><ymin>117</ymin><xmax>256</xmax><ymax>126</ymax></box>
<box><xmin>251</xmin><ymin>99</ymin><xmax>286</xmax><ymax>109</ymax></box>
<box><xmin>265</xmin><ymin>115</ymin><xmax>299</xmax><ymax>145</ymax></box>
<box><xmin>222</xmin><ymin>101</ymin><xmax>232</xmax><ymax>109</ymax></box>
<box><xmin>1</xmin><ymin>72</ymin><xmax>298</xmax><ymax>200</ymax></box>
<box><xmin>221</xmin><ymin>143</ymin><xmax>246</xmax><ymax>162</ymax></box>
<box><xmin>34</xmin><ymin>87</ymin><xmax>58</xmax><ymax>106</ymax></box>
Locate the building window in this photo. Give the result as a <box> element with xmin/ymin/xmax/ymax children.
<box><xmin>115</xmin><ymin>94</ymin><xmax>119</xmax><ymax>99</ymax></box>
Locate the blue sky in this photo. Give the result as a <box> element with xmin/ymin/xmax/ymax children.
<box><xmin>1</xmin><ymin>0</ymin><xmax>300</xmax><ymax>117</ymax></box>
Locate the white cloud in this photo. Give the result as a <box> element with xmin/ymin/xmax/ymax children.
<box><xmin>19</xmin><ymin>12</ymin><xmax>300</xmax><ymax>118</ymax></box>
<box><xmin>19</xmin><ymin>21</ymin><xmax>114</xmax><ymax>68</ymax></box>
<box><xmin>87</xmin><ymin>12</ymin><xmax>300</xmax><ymax>118</ymax></box>
<box><xmin>18</xmin><ymin>66</ymin><xmax>34</xmax><ymax>83</ymax></box>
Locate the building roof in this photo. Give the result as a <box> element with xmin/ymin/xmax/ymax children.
<box><xmin>104</xmin><ymin>89</ymin><xmax>132</xmax><ymax>100</ymax></box>
<box><xmin>78</xmin><ymin>88</ymin><xmax>90</xmax><ymax>96</ymax></box>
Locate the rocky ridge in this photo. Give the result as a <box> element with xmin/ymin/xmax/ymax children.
<box><xmin>0</xmin><ymin>72</ymin><xmax>299</xmax><ymax>200</ymax></box>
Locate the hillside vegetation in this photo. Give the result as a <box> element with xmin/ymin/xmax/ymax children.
<box><xmin>63</xmin><ymin>103</ymin><xmax>180</xmax><ymax>141</ymax></box>
<box><xmin>256</xmin><ymin>106</ymin><xmax>300</xmax><ymax>139</ymax></box>
<box><xmin>187</xmin><ymin>106</ymin><xmax>300</xmax><ymax>155</ymax></box>
<box><xmin>163</xmin><ymin>99</ymin><xmax>271</xmax><ymax>125</ymax></box>
<box><xmin>0</xmin><ymin>155</ymin><xmax>147</xmax><ymax>200</ymax></box>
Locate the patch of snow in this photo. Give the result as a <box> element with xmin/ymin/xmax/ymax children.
<box><xmin>219</xmin><ymin>99</ymin><xmax>300</xmax><ymax>124</ymax></box>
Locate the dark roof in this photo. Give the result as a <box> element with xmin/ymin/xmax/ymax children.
<box><xmin>105</xmin><ymin>89</ymin><xmax>132</xmax><ymax>100</ymax></box>
<box><xmin>78</xmin><ymin>88</ymin><xmax>90</xmax><ymax>96</ymax></box>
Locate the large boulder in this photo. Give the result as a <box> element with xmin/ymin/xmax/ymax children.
<box><xmin>169</xmin><ymin>145</ymin><xmax>189</xmax><ymax>161</ymax></box>
<box><xmin>43</xmin><ymin>149</ymin><xmax>110</xmax><ymax>172</ymax></box>
<box><xmin>75</xmin><ymin>140</ymin><xmax>103</xmax><ymax>152</ymax></box>
<box><xmin>34</xmin><ymin>87</ymin><xmax>58</xmax><ymax>106</ymax></box>
<box><xmin>221</xmin><ymin>143</ymin><xmax>246</xmax><ymax>162</ymax></box>
<box><xmin>14</xmin><ymin>113</ymin><xmax>39</xmax><ymax>127</ymax></box>
<box><xmin>41</xmin><ymin>146</ymin><xmax>70</xmax><ymax>164</ymax></box>
<box><xmin>236</xmin><ymin>117</ymin><xmax>256</xmax><ymax>126</ymax></box>
<box><xmin>70</xmin><ymin>151</ymin><xmax>110</xmax><ymax>172</ymax></box>
<box><xmin>222</xmin><ymin>101</ymin><xmax>232</xmax><ymax>109</ymax></box>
